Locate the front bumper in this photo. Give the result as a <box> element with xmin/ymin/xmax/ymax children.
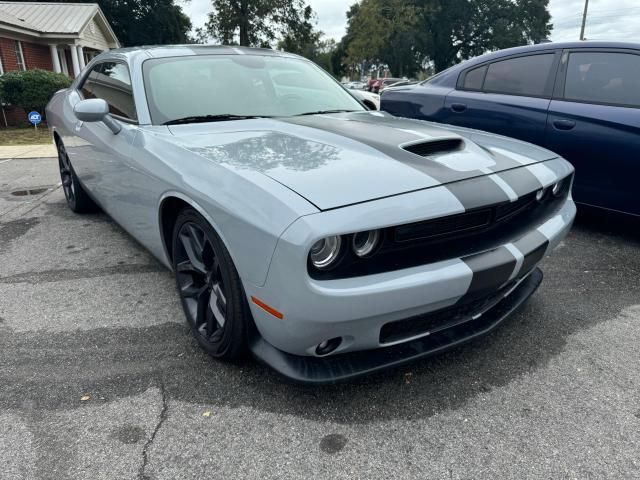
<box><xmin>246</xmin><ymin>196</ymin><xmax>575</xmax><ymax>357</ymax></box>
<box><xmin>250</xmin><ymin>267</ymin><xmax>543</xmax><ymax>384</ymax></box>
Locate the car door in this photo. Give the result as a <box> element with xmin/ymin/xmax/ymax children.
<box><xmin>544</xmin><ymin>49</ymin><xmax>640</xmax><ymax>215</ymax></box>
<box><xmin>442</xmin><ymin>52</ymin><xmax>561</xmax><ymax>145</ymax></box>
<box><xmin>69</xmin><ymin>61</ymin><xmax>140</xmax><ymax>216</ymax></box>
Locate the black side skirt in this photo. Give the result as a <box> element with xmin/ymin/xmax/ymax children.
<box><xmin>249</xmin><ymin>268</ymin><xmax>543</xmax><ymax>385</ymax></box>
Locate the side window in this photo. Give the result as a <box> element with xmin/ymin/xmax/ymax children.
<box><xmin>564</xmin><ymin>51</ymin><xmax>640</xmax><ymax>107</ymax></box>
<box><xmin>483</xmin><ymin>54</ymin><xmax>555</xmax><ymax>97</ymax></box>
<box><xmin>80</xmin><ymin>64</ymin><xmax>102</xmax><ymax>99</ymax></box>
<box><xmin>81</xmin><ymin>62</ymin><xmax>137</xmax><ymax>121</ymax></box>
<box><xmin>462</xmin><ymin>65</ymin><xmax>486</xmax><ymax>90</ymax></box>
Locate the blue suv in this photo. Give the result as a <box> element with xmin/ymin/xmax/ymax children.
<box><xmin>381</xmin><ymin>41</ymin><xmax>640</xmax><ymax>216</ymax></box>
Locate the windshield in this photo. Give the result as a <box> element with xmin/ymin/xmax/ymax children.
<box><xmin>143</xmin><ymin>54</ymin><xmax>364</xmax><ymax>124</ymax></box>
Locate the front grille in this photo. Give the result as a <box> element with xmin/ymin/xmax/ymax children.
<box><xmin>308</xmin><ymin>175</ymin><xmax>572</xmax><ymax>281</ymax></box>
<box><xmin>403</xmin><ymin>138</ymin><xmax>464</xmax><ymax>157</ymax></box>
<box><xmin>495</xmin><ymin>192</ymin><xmax>537</xmax><ymax>221</ymax></box>
<box><xmin>395</xmin><ymin>209</ymin><xmax>492</xmax><ymax>242</ymax></box>
<box><xmin>393</xmin><ymin>191</ymin><xmax>538</xmax><ymax>244</ymax></box>
<box><xmin>380</xmin><ymin>280</ymin><xmax>517</xmax><ymax>345</ymax></box>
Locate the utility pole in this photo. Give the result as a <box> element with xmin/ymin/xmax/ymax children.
<box><xmin>579</xmin><ymin>0</ymin><xmax>589</xmax><ymax>40</ymax></box>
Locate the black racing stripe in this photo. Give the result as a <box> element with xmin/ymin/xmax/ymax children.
<box><xmin>445</xmin><ymin>175</ymin><xmax>511</xmax><ymax>211</ymax></box>
<box><xmin>475</xmin><ymin>145</ymin><xmax>523</xmax><ymax>172</ymax></box>
<box><xmin>496</xmin><ymin>168</ymin><xmax>544</xmax><ymax>197</ymax></box>
<box><xmin>280</xmin><ymin>115</ymin><xmax>484</xmax><ymax>184</ymax></box>
<box><xmin>514</xmin><ymin>231</ymin><xmax>549</xmax><ymax>275</ymax></box>
<box><xmin>460</xmin><ymin>246</ymin><xmax>517</xmax><ymax>301</ymax></box>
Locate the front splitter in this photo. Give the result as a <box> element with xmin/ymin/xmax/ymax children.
<box><xmin>249</xmin><ymin>268</ymin><xmax>543</xmax><ymax>385</ymax></box>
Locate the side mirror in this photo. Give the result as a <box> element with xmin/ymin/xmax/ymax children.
<box><xmin>73</xmin><ymin>98</ymin><xmax>121</xmax><ymax>134</ymax></box>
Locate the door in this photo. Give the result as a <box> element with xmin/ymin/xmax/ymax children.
<box><xmin>545</xmin><ymin>49</ymin><xmax>640</xmax><ymax>215</ymax></box>
<box><xmin>68</xmin><ymin>61</ymin><xmax>139</xmax><ymax>217</ymax></box>
<box><xmin>442</xmin><ymin>52</ymin><xmax>560</xmax><ymax>145</ymax></box>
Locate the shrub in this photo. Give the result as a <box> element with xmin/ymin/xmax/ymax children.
<box><xmin>1</xmin><ymin>69</ymin><xmax>72</xmax><ymax>114</ymax></box>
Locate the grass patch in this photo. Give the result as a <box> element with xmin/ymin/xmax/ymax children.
<box><xmin>0</xmin><ymin>127</ymin><xmax>52</xmax><ymax>146</ymax></box>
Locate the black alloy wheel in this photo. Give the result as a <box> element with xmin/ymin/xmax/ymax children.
<box><xmin>172</xmin><ymin>208</ymin><xmax>248</xmax><ymax>359</ymax></box>
<box><xmin>56</xmin><ymin>141</ymin><xmax>98</xmax><ymax>213</ymax></box>
<box><xmin>57</xmin><ymin>142</ymin><xmax>75</xmax><ymax>208</ymax></box>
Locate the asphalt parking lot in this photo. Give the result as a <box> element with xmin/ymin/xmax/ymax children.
<box><xmin>1</xmin><ymin>156</ymin><xmax>639</xmax><ymax>480</ymax></box>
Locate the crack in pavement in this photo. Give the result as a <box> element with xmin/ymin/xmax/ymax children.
<box><xmin>0</xmin><ymin>264</ymin><xmax>167</xmax><ymax>284</ymax></box>
<box><xmin>139</xmin><ymin>382</ymin><xmax>169</xmax><ymax>480</ymax></box>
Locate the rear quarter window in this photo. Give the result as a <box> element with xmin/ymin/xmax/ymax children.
<box><xmin>462</xmin><ymin>65</ymin><xmax>487</xmax><ymax>90</ymax></box>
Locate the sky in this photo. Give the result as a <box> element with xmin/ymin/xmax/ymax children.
<box><xmin>181</xmin><ymin>0</ymin><xmax>640</xmax><ymax>43</ymax></box>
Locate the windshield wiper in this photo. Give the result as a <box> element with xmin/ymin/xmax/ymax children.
<box><xmin>163</xmin><ymin>114</ymin><xmax>270</xmax><ymax>125</ymax></box>
<box><xmin>297</xmin><ymin>109</ymin><xmax>360</xmax><ymax>116</ymax></box>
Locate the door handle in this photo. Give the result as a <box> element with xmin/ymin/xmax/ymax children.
<box><xmin>552</xmin><ymin>119</ymin><xmax>576</xmax><ymax>131</ymax></box>
<box><xmin>451</xmin><ymin>103</ymin><xmax>467</xmax><ymax>113</ymax></box>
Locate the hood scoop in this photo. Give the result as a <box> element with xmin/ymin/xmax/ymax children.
<box><xmin>403</xmin><ymin>138</ymin><xmax>464</xmax><ymax>157</ymax></box>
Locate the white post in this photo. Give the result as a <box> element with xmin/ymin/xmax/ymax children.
<box><xmin>77</xmin><ymin>45</ymin><xmax>85</xmax><ymax>70</ymax></box>
<box><xmin>49</xmin><ymin>44</ymin><xmax>61</xmax><ymax>73</ymax></box>
<box><xmin>59</xmin><ymin>47</ymin><xmax>69</xmax><ymax>75</ymax></box>
<box><xmin>69</xmin><ymin>43</ymin><xmax>80</xmax><ymax>77</ymax></box>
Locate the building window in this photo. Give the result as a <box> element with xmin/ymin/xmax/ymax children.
<box><xmin>15</xmin><ymin>41</ymin><xmax>26</xmax><ymax>71</ymax></box>
<box><xmin>0</xmin><ymin>55</ymin><xmax>4</xmax><ymax>75</ymax></box>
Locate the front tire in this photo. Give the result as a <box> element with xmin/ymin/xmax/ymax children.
<box><xmin>56</xmin><ymin>141</ymin><xmax>98</xmax><ymax>213</ymax></box>
<box><xmin>172</xmin><ymin>208</ymin><xmax>249</xmax><ymax>359</ymax></box>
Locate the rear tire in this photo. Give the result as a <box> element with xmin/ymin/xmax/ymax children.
<box><xmin>56</xmin><ymin>141</ymin><xmax>99</xmax><ymax>213</ymax></box>
<box><xmin>172</xmin><ymin>207</ymin><xmax>249</xmax><ymax>360</ymax></box>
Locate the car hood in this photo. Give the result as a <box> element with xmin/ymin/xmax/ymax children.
<box><xmin>168</xmin><ymin>111</ymin><xmax>558</xmax><ymax>210</ymax></box>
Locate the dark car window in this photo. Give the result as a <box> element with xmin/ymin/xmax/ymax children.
<box><xmin>462</xmin><ymin>65</ymin><xmax>487</xmax><ymax>90</ymax></box>
<box><xmin>80</xmin><ymin>65</ymin><xmax>101</xmax><ymax>100</ymax></box>
<box><xmin>564</xmin><ymin>51</ymin><xmax>640</xmax><ymax>107</ymax></box>
<box><xmin>483</xmin><ymin>54</ymin><xmax>555</xmax><ymax>97</ymax></box>
<box><xmin>80</xmin><ymin>62</ymin><xmax>137</xmax><ymax>121</ymax></box>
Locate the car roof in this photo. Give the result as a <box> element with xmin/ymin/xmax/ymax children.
<box><xmin>93</xmin><ymin>44</ymin><xmax>303</xmax><ymax>63</ymax></box>
<box><xmin>428</xmin><ymin>40</ymin><xmax>640</xmax><ymax>86</ymax></box>
<box><xmin>467</xmin><ymin>40</ymin><xmax>640</xmax><ymax>64</ymax></box>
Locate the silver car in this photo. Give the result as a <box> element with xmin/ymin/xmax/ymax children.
<box><xmin>46</xmin><ymin>46</ymin><xmax>576</xmax><ymax>383</ymax></box>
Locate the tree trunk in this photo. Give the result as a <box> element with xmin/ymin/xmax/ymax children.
<box><xmin>239</xmin><ymin>0</ymin><xmax>250</xmax><ymax>46</ymax></box>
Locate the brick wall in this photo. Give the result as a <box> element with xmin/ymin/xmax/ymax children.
<box><xmin>2</xmin><ymin>106</ymin><xmax>29</xmax><ymax>127</ymax></box>
<box><xmin>22</xmin><ymin>42</ymin><xmax>53</xmax><ymax>70</ymax></box>
<box><xmin>0</xmin><ymin>37</ymin><xmax>54</xmax><ymax>72</ymax></box>
<box><xmin>0</xmin><ymin>37</ymin><xmax>20</xmax><ymax>71</ymax></box>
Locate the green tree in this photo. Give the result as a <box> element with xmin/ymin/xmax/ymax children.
<box><xmin>277</xmin><ymin>8</ymin><xmax>340</xmax><ymax>75</ymax></box>
<box><xmin>278</xmin><ymin>5</ymin><xmax>319</xmax><ymax>56</ymax></box>
<box><xmin>421</xmin><ymin>0</ymin><xmax>552</xmax><ymax>72</ymax></box>
<box><xmin>18</xmin><ymin>0</ymin><xmax>192</xmax><ymax>46</ymax></box>
<box><xmin>200</xmin><ymin>0</ymin><xmax>313</xmax><ymax>47</ymax></box>
<box><xmin>1</xmin><ymin>70</ymin><xmax>72</xmax><ymax>114</ymax></box>
<box><xmin>342</xmin><ymin>0</ymin><xmax>422</xmax><ymax>79</ymax></box>
<box><xmin>339</xmin><ymin>0</ymin><xmax>551</xmax><ymax>75</ymax></box>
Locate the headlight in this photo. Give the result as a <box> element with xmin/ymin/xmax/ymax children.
<box><xmin>352</xmin><ymin>230</ymin><xmax>381</xmax><ymax>257</ymax></box>
<box><xmin>536</xmin><ymin>188</ymin><xmax>547</xmax><ymax>202</ymax></box>
<box><xmin>310</xmin><ymin>236</ymin><xmax>342</xmax><ymax>269</ymax></box>
<box><xmin>552</xmin><ymin>180</ymin><xmax>563</xmax><ymax>196</ymax></box>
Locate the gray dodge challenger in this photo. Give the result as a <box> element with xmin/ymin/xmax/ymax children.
<box><xmin>46</xmin><ymin>46</ymin><xmax>576</xmax><ymax>383</ymax></box>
